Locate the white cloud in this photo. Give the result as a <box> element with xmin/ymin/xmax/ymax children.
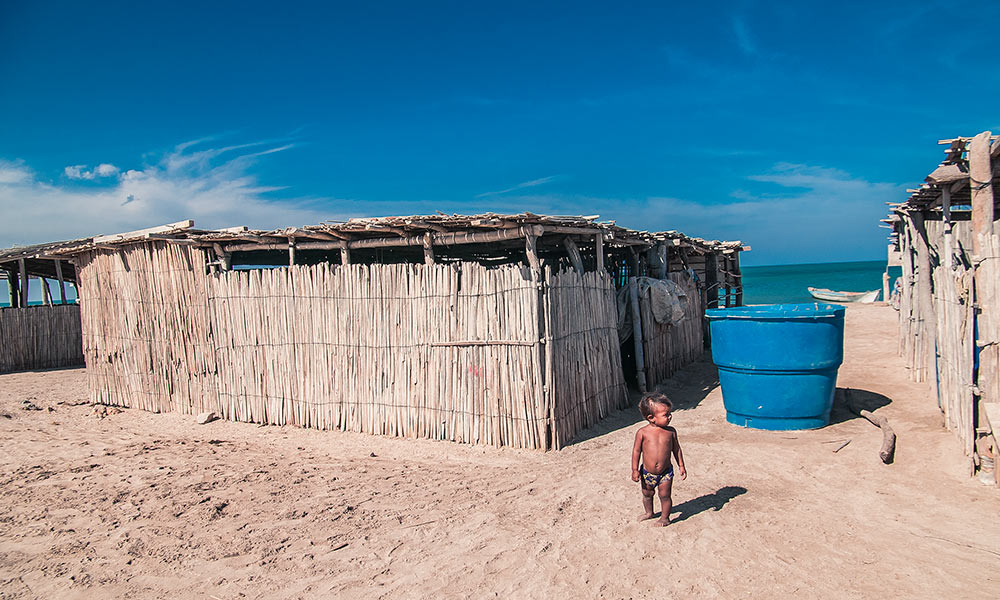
<box><xmin>0</xmin><ymin>160</ymin><xmax>32</xmax><ymax>185</ymax></box>
<box><xmin>94</xmin><ymin>163</ymin><xmax>119</xmax><ymax>177</ymax></box>
<box><xmin>63</xmin><ymin>163</ymin><xmax>120</xmax><ymax>180</ymax></box>
<box><xmin>475</xmin><ymin>175</ymin><xmax>558</xmax><ymax>198</ymax></box>
<box><xmin>1</xmin><ymin>140</ymin><xmax>333</xmax><ymax>248</ymax></box>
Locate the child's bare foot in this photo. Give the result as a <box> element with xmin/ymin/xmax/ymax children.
<box><xmin>638</xmin><ymin>511</ymin><xmax>656</xmax><ymax>521</ymax></box>
<box><xmin>655</xmin><ymin>517</ymin><xmax>671</xmax><ymax>527</ymax></box>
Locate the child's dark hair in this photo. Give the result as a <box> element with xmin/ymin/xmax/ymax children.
<box><xmin>639</xmin><ymin>392</ymin><xmax>672</xmax><ymax>419</ymax></box>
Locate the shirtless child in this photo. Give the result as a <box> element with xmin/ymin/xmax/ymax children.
<box><xmin>631</xmin><ymin>392</ymin><xmax>687</xmax><ymax>526</ymax></box>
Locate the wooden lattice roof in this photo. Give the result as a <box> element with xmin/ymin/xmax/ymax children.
<box><xmin>4</xmin><ymin>213</ymin><xmax>747</xmax><ymax>259</ymax></box>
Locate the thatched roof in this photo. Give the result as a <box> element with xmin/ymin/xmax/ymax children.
<box><xmin>18</xmin><ymin>213</ymin><xmax>745</xmax><ymax>259</ymax></box>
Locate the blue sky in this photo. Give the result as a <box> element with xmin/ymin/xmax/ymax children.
<box><xmin>1</xmin><ymin>0</ymin><xmax>998</xmax><ymax>266</ymax></box>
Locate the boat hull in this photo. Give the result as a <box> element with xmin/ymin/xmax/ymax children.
<box><xmin>807</xmin><ymin>287</ymin><xmax>879</xmax><ymax>303</ymax></box>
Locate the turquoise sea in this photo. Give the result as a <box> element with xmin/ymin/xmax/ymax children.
<box><xmin>2</xmin><ymin>260</ymin><xmax>897</xmax><ymax>308</ymax></box>
<box><xmin>740</xmin><ymin>260</ymin><xmax>901</xmax><ymax>305</ymax></box>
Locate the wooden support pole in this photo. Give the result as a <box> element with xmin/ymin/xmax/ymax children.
<box><xmin>4</xmin><ymin>267</ymin><xmax>15</xmax><ymax>307</ymax></box>
<box><xmin>5</xmin><ymin>266</ymin><xmax>19</xmax><ymax>307</ymax></box>
<box><xmin>423</xmin><ymin>232</ymin><xmax>435</xmax><ymax>265</ymax></box>
<box><xmin>629</xmin><ymin>247</ymin><xmax>640</xmax><ymax>279</ymax></box>
<box><xmin>211</xmin><ymin>243</ymin><xmax>231</xmax><ymax>271</ymax></box>
<box><xmin>942</xmin><ymin>186</ymin><xmax>953</xmax><ymax>270</ymax></box>
<box><xmin>678</xmin><ymin>247</ymin><xmax>691</xmax><ymax>271</ymax></box>
<box><xmin>40</xmin><ymin>276</ymin><xmax>52</xmax><ymax>306</ymax></box>
<box><xmin>705</xmin><ymin>253</ymin><xmax>719</xmax><ymax>309</ymax></box>
<box><xmin>629</xmin><ymin>278</ymin><xmax>648</xmax><ymax>392</ymax></box>
<box><xmin>724</xmin><ymin>256</ymin><xmax>733</xmax><ymax>308</ymax></box>
<box><xmin>18</xmin><ymin>258</ymin><xmax>27</xmax><ymax>308</ymax></box>
<box><xmin>734</xmin><ymin>252</ymin><xmax>744</xmax><ymax>307</ymax></box>
<box><xmin>970</xmin><ymin>131</ymin><xmax>994</xmax><ymax>257</ymax></box>
<box><xmin>650</xmin><ymin>242</ymin><xmax>668</xmax><ymax>279</ymax></box>
<box><xmin>912</xmin><ymin>212</ymin><xmax>937</xmax><ymax>393</ymax></box>
<box><xmin>340</xmin><ymin>246</ymin><xmax>351</xmax><ymax>265</ymax></box>
<box><xmin>563</xmin><ymin>236</ymin><xmax>584</xmax><ymax>274</ymax></box>
<box><xmin>287</xmin><ymin>237</ymin><xmax>296</xmax><ymax>266</ymax></box>
<box><xmin>970</xmin><ymin>130</ymin><xmax>997</xmax><ymax>431</ymax></box>
<box><xmin>525</xmin><ymin>233</ymin><xmax>541</xmax><ymax>274</ymax></box>
<box><xmin>54</xmin><ymin>259</ymin><xmax>67</xmax><ymax>304</ymax></box>
<box><xmin>595</xmin><ymin>233</ymin><xmax>604</xmax><ymax>272</ymax></box>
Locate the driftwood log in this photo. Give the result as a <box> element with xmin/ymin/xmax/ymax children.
<box><xmin>859</xmin><ymin>409</ymin><xmax>897</xmax><ymax>464</ymax></box>
<box><xmin>844</xmin><ymin>389</ymin><xmax>897</xmax><ymax>464</ymax></box>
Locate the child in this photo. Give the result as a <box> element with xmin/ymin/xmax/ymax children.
<box><xmin>631</xmin><ymin>392</ymin><xmax>687</xmax><ymax>526</ymax></box>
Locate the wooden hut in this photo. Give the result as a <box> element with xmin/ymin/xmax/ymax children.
<box><xmin>44</xmin><ymin>214</ymin><xmax>745</xmax><ymax>449</ymax></box>
<box><xmin>0</xmin><ymin>240</ymin><xmax>84</xmax><ymax>373</ymax></box>
<box><xmin>887</xmin><ymin>132</ymin><xmax>999</xmax><ymax>481</ymax></box>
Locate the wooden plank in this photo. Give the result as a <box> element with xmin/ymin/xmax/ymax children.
<box><xmin>18</xmin><ymin>258</ymin><xmax>27</xmax><ymax>308</ymax></box>
<box><xmin>92</xmin><ymin>219</ymin><xmax>194</xmax><ymax>244</ymax></box>
<box><xmin>54</xmin><ymin>259</ymin><xmax>67</xmax><ymax>304</ymax></box>
<box><xmin>563</xmin><ymin>236</ymin><xmax>584</xmax><ymax>274</ymax></box>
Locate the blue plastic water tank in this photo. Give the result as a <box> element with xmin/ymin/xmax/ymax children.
<box><xmin>706</xmin><ymin>303</ymin><xmax>846</xmax><ymax>430</ymax></box>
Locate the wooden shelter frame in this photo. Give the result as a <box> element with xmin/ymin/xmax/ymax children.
<box><xmin>886</xmin><ymin>133</ymin><xmax>1000</xmax><ymax>479</ymax></box>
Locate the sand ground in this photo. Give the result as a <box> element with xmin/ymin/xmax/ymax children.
<box><xmin>1</xmin><ymin>304</ymin><xmax>998</xmax><ymax>599</ymax></box>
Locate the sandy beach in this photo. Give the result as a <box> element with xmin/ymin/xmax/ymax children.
<box><xmin>1</xmin><ymin>303</ymin><xmax>998</xmax><ymax>599</ymax></box>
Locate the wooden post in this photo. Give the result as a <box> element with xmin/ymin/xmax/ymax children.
<box><xmin>912</xmin><ymin>211</ymin><xmax>937</xmax><ymax>393</ymax></box>
<box><xmin>18</xmin><ymin>258</ymin><xmax>28</xmax><ymax>308</ymax></box>
<box><xmin>734</xmin><ymin>252</ymin><xmax>744</xmax><ymax>307</ymax></box>
<box><xmin>705</xmin><ymin>253</ymin><xmax>719</xmax><ymax>309</ymax></box>
<box><xmin>287</xmin><ymin>237</ymin><xmax>296</xmax><ymax>266</ymax></box>
<box><xmin>211</xmin><ymin>244</ymin><xmax>231</xmax><ymax>271</ymax></box>
<box><xmin>970</xmin><ymin>131</ymin><xmax>994</xmax><ymax>257</ymax></box>
<box><xmin>525</xmin><ymin>233</ymin><xmax>541</xmax><ymax>274</ymax></box>
<box><xmin>595</xmin><ymin>233</ymin><xmax>604</xmax><ymax>272</ymax></box>
<box><xmin>5</xmin><ymin>266</ymin><xmax>19</xmax><ymax>307</ymax></box>
<box><xmin>942</xmin><ymin>187</ymin><xmax>953</xmax><ymax>270</ymax></box>
<box><xmin>40</xmin><ymin>276</ymin><xmax>52</xmax><ymax>306</ymax></box>
<box><xmin>970</xmin><ymin>131</ymin><xmax>997</xmax><ymax>433</ymax></box>
<box><xmin>563</xmin><ymin>237</ymin><xmax>584</xmax><ymax>274</ymax></box>
<box><xmin>423</xmin><ymin>233</ymin><xmax>435</xmax><ymax>265</ymax></box>
<box><xmin>340</xmin><ymin>246</ymin><xmax>351</xmax><ymax>265</ymax></box>
<box><xmin>54</xmin><ymin>259</ymin><xmax>67</xmax><ymax>304</ymax></box>
<box><xmin>3</xmin><ymin>267</ymin><xmax>14</xmax><ymax>307</ymax></box>
<box><xmin>723</xmin><ymin>256</ymin><xmax>733</xmax><ymax>308</ymax></box>
<box><xmin>654</xmin><ymin>242</ymin><xmax>667</xmax><ymax>279</ymax></box>
<box><xmin>629</xmin><ymin>247</ymin><xmax>640</xmax><ymax>280</ymax></box>
<box><xmin>629</xmin><ymin>278</ymin><xmax>648</xmax><ymax>392</ymax></box>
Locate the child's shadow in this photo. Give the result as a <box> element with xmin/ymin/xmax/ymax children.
<box><xmin>667</xmin><ymin>486</ymin><xmax>747</xmax><ymax>523</ymax></box>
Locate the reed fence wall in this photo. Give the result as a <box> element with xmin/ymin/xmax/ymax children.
<box><xmin>75</xmin><ymin>241</ymin><xmax>635</xmax><ymax>449</ymax></box>
<box><xmin>639</xmin><ymin>272</ymin><xmax>704</xmax><ymax>388</ymax></box>
<box><xmin>76</xmin><ymin>242</ymin><xmax>217</xmax><ymax>414</ymax></box>
<box><xmin>898</xmin><ymin>216</ymin><xmax>997</xmax><ymax>456</ymax></box>
<box><xmin>545</xmin><ymin>269</ymin><xmax>627</xmax><ymax>448</ymax></box>
<box><xmin>0</xmin><ymin>304</ymin><xmax>84</xmax><ymax>373</ymax></box>
<box><xmin>206</xmin><ymin>262</ymin><xmax>549</xmax><ymax>448</ymax></box>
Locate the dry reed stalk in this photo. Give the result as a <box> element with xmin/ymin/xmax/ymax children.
<box><xmin>0</xmin><ymin>305</ymin><xmax>84</xmax><ymax>373</ymax></box>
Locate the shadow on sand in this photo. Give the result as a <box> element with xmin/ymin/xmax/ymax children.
<box><xmin>828</xmin><ymin>387</ymin><xmax>891</xmax><ymax>425</ymax></box>
<box><xmin>565</xmin><ymin>355</ymin><xmax>721</xmax><ymax>447</ymax></box>
<box><xmin>668</xmin><ymin>485</ymin><xmax>747</xmax><ymax>523</ymax></box>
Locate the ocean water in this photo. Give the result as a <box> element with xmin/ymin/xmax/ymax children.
<box><xmin>740</xmin><ymin>260</ymin><xmax>901</xmax><ymax>305</ymax></box>
<box><xmin>3</xmin><ymin>261</ymin><xmax>896</xmax><ymax>308</ymax></box>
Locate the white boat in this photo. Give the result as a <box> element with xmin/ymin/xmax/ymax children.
<box><xmin>807</xmin><ymin>287</ymin><xmax>880</xmax><ymax>303</ymax></box>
